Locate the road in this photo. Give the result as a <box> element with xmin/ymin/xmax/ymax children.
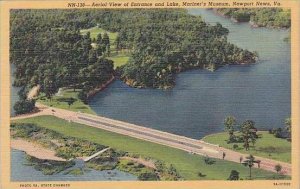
<box><xmin>11</xmin><ymin>103</ymin><xmax>292</xmax><ymax>175</ymax></box>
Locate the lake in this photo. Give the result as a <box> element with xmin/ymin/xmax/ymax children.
<box><xmin>88</xmin><ymin>9</ymin><xmax>291</xmax><ymax>139</ymax></box>
<box><xmin>10</xmin><ymin>8</ymin><xmax>291</xmax><ymax>181</ymax></box>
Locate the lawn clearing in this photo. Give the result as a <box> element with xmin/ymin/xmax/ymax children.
<box><xmin>80</xmin><ymin>26</ymin><xmax>131</xmax><ymax>69</ymax></box>
<box><xmin>202</xmin><ymin>131</ymin><xmax>291</xmax><ymax>163</ymax></box>
<box><xmin>37</xmin><ymin>89</ymin><xmax>96</xmax><ymax>115</ymax></box>
<box><xmin>109</xmin><ymin>52</ymin><xmax>131</xmax><ymax>68</ymax></box>
<box><xmin>80</xmin><ymin>27</ymin><xmax>118</xmax><ymax>43</ymax></box>
<box><xmin>12</xmin><ymin>116</ymin><xmax>288</xmax><ymax>180</ymax></box>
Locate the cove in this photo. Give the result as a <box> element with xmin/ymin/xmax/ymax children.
<box><xmin>88</xmin><ymin>9</ymin><xmax>291</xmax><ymax>139</ymax></box>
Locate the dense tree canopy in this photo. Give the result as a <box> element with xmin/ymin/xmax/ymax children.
<box><xmin>216</xmin><ymin>8</ymin><xmax>291</xmax><ymax>28</ymax></box>
<box><xmin>10</xmin><ymin>9</ymin><xmax>114</xmax><ymax>99</ymax></box>
<box><xmin>95</xmin><ymin>9</ymin><xmax>257</xmax><ymax>88</ymax></box>
<box><xmin>10</xmin><ymin>9</ymin><xmax>257</xmax><ymax>95</ymax></box>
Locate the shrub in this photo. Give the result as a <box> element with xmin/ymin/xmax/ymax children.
<box><xmin>274</xmin><ymin>128</ymin><xmax>283</xmax><ymax>138</ymax></box>
<box><xmin>78</xmin><ymin>90</ymin><xmax>88</xmax><ymax>104</ymax></box>
<box><xmin>198</xmin><ymin>172</ymin><xmax>206</xmax><ymax>177</ymax></box>
<box><xmin>126</xmin><ymin>161</ymin><xmax>134</xmax><ymax>166</ymax></box>
<box><xmin>138</xmin><ymin>172</ymin><xmax>158</xmax><ymax>181</ymax></box>
<box><xmin>136</xmin><ymin>163</ymin><xmax>145</xmax><ymax>168</ymax></box>
<box><xmin>228</xmin><ymin>170</ymin><xmax>239</xmax><ymax>180</ymax></box>
<box><xmin>268</xmin><ymin>129</ymin><xmax>273</xmax><ymax>134</ymax></box>
<box><xmin>204</xmin><ymin>156</ymin><xmax>215</xmax><ymax>165</ymax></box>
<box><xmin>11</xmin><ymin>123</ymin><xmax>41</xmax><ymax>138</ymax></box>
<box><xmin>233</xmin><ymin>144</ymin><xmax>239</xmax><ymax>150</ymax></box>
<box><xmin>274</xmin><ymin>164</ymin><xmax>282</xmax><ymax>174</ymax></box>
<box><xmin>14</xmin><ymin>99</ymin><xmax>35</xmax><ymax>115</ymax></box>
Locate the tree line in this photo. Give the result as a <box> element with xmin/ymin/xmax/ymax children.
<box><xmin>216</xmin><ymin>8</ymin><xmax>291</xmax><ymax>28</ymax></box>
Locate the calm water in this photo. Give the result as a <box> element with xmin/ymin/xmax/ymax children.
<box><xmin>11</xmin><ymin>63</ymin><xmax>21</xmax><ymax>116</ymax></box>
<box><xmin>11</xmin><ymin>149</ymin><xmax>137</xmax><ymax>181</ymax></box>
<box><xmin>88</xmin><ymin>9</ymin><xmax>291</xmax><ymax>139</ymax></box>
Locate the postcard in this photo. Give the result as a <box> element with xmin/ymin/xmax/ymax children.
<box><xmin>0</xmin><ymin>0</ymin><xmax>299</xmax><ymax>188</ymax></box>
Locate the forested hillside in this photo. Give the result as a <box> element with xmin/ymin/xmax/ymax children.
<box><xmin>215</xmin><ymin>8</ymin><xmax>291</xmax><ymax>28</ymax></box>
<box><xmin>10</xmin><ymin>9</ymin><xmax>257</xmax><ymax>96</ymax></box>
<box><xmin>10</xmin><ymin>9</ymin><xmax>114</xmax><ymax>101</ymax></box>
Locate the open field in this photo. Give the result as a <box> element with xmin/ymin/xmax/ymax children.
<box><xmin>80</xmin><ymin>27</ymin><xmax>118</xmax><ymax>42</ymax></box>
<box><xmin>202</xmin><ymin>132</ymin><xmax>291</xmax><ymax>163</ymax></box>
<box><xmin>12</xmin><ymin>116</ymin><xmax>288</xmax><ymax>180</ymax></box>
<box><xmin>109</xmin><ymin>52</ymin><xmax>131</xmax><ymax>68</ymax></box>
<box><xmin>80</xmin><ymin>27</ymin><xmax>130</xmax><ymax>69</ymax></box>
<box><xmin>37</xmin><ymin>89</ymin><xmax>96</xmax><ymax>115</ymax></box>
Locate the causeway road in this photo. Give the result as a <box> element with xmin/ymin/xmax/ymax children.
<box><xmin>11</xmin><ymin>103</ymin><xmax>291</xmax><ymax>175</ymax></box>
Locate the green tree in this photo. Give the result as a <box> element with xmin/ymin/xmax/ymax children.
<box><xmin>242</xmin><ymin>154</ymin><xmax>259</xmax><ymax>180</ymax></box>
<box><xmin>224</xmin><ymin>116</ymin><xmax>237</xmax><ymax>143</ymax></box>
<box><xmin>102</xmin><ymin>32</ymin><xmax>110</xmax><ymax>55</ymax></box>
<box><xmin>66</xmin><ymin>98</ymin><xmax>76</xmax><ymax>108</ymax></box>
<box><xmin>240</xmin><ymin>120</ymin><xmax>257</xmax><ymax>150</ymax></box>
<box><xmin>83</xmin><ymin>31</ymin><xmax>92</xmax><ymax>52</ymax></box>
<box><xmin>43</xmin><ymin>76</ymin><xmax>57</xmax><ymax>100</ymax></box>
<box><xmin>285</xmin><ymin>117</ymin><xmax>291</xmax><ymax>133</ymax></box>
<box><xmin>96</xmin><ymin>33</ymin><xmax>102</xmax><ymax>45</ymax></box>
<box><xmin>88</xmin><ymin>49</ymin><xmax>98</xmax><ymax>64</ymax></box>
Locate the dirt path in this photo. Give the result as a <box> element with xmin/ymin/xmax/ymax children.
<box><xmin>27</xmin><ymin>85</ymin><xmax>40</xmax><ymax>99</ymax></box>
<box><xmin>11</xmin><ymin>138</ymin><xmax>66</xmax><ymax>161</ymax></box>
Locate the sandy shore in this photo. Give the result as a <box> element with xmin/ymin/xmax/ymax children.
<box><xmin>27</xmin><ymin>85</ymin><xmax>40</xmax><ymax>99</ymax></box>
<box><xmin>11</xmin><ymin>139</ymin><xmax>66</xmax><ymax>161</ymax></box>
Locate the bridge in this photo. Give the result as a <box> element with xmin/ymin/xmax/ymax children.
<box><xmin>83</xmin><ymin>147</ymin><xmax>111</xmax><ymax>162</ymax></box>
<box><xmin>11</xmin><ymin>103</ymin><xmax>292</xmax><ymax>175</ymax></box>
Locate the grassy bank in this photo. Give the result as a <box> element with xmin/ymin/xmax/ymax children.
<box><xmin>11</xmin><ymin>122</ymin><xmax>106</xmax><ymax>159</ymax></box>
<box><xmin>12</xmin><ymin>116</ymin><xmax>288</xmax><ymax>180</ymax></box>
<box><xmin>202</xmin><ymin>132</ymin><xmax>291</xmax><ymax>163</ymax></box>
<box><xmin>37</xmin><ymin>89</ymin><xmax>96</xmax><ymax>115</ymax></box>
